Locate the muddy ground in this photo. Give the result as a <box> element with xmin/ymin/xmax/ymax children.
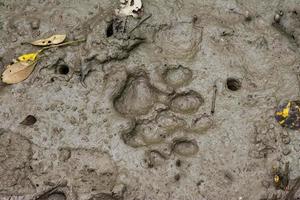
<box><xmin>1</xmin><ymin>0</ymin><xmax>300</xmax><ymax>199</ymax></box>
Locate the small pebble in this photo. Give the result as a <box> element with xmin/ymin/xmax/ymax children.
<box><xmin>274</xmin><ymin>14</ymin><xmax>281</xmax><ymax>23</ymax></box>
<box><xmin>245</xmin><ymin>11</ymin><xmax>252</xmax><ymax>21</ymax></box>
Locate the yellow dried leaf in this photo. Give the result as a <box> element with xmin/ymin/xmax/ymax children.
<box><xmin>30</xmin><ymin>34</ymin><xmax>67</xmax><ymax>46</ymax></box>
<box><xmin>2</xmin><ymin>61</ymin><xmax>37</xmax><ymax>84</ymax></box>
<box><xmin>18</xmin><ymin>52</ymin><xmax>39</xmax><ymax>62</ymax></box>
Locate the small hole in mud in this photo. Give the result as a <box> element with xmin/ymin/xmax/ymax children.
<box><xmin>57</xmin><ymin>65</ymin><xmax>69</xmax><ymax>75</ymax></box>
<box><xmin>226</xmin><ymin>78</ymin><xmax>241</xmax><ymax>91</ymax></box>
<box><xmin>174</xmin><ymin>174</ymin><xmax>181</xmax><ymax>181</ymax></box>
<box><xmin>106</xmin><ymin>21</ymin><xmax>114</xmax><ymax>37</ymax></box>
<box><xmin>176</xmin><ymin>159</ymin><xmax>181</xmax><ymax>167</ymax></box>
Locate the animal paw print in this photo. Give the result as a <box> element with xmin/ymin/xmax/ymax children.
<box><xmin>112</xmin><ymin>64</ymin><xmax>214</xmax><ymax>166</ymax></box>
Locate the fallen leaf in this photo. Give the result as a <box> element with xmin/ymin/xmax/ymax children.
<box><xmin>18</xmin><ymin>52</ymin><xmax>39</xmax><ymax>62</ymax></box>
<box><xmin>1</xmin><ymin>61</ymin><xmax>37</xmax><ymax>84</ymax></box>
<box><xmin>30</xmin><ymin>34</ymin><xmax>67</xmax><ymax>46</ymax></box>
<box><xmin>20</xmin><ymin>115</ymin><xmax>37</xmax><ymax>126</ymax></box>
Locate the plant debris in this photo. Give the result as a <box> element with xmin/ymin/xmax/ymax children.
<box><xmin>31</xmin><ymin>180</ymin><xmax>67</xmax><ymax>200</ymax></box>
<box><xmin>1</xmin><ymin>37</ymin><xmax>85</xmax><ymax>84</ymax></box>
<box><xmin>211</xmin><ymin>82</ymin><xmax>217</xmax><ymax>115</ymax></box>
<box><xmin>18</xmin><ymin>51</ymin><xmax>40</xmax><ymax>62</ymax></box>
<box><xmin>129</xmin><ymin>13</ymin><xmax>152</xmax><ymax>34</ymax></box>
<box><xmin>20</xmin><ymin>115</ymin><xmax>37</xmax><ymax>126</ymax></box>
<box><xmin>272</xmin><ymin>162</ymin><xmax>289</xmax><ymax>190</ymax></box>
<box><xmin>1</xmin><ymin>60</ymin><xmax>37</xmax><ymax>84</ymax></box>
<box><xmin>115</xmin><ymin>0</ymin><xmax>143</xmax><ymax>18</ymax></box>
<box><xmin>275</xmin><ymin>100</ymin><xmax>300</xmax><ymax>129</ymax></box>
<box><xmin>30</xmin><ymin>34</ymin><xmax>67</xmax><ymax>46</ymax></box>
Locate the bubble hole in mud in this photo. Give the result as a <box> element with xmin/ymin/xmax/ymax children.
<box><xmin>226</xmin><ymin>78</ymin><xmax>241</xmax><ymax>91</ymax></box>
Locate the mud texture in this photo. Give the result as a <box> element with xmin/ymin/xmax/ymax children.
<box><xmin>1</xmin><ymin>0</ymin><xmax>300</xmax><ymax>199</ymax></box>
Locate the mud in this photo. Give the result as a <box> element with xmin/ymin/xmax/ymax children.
<box><xmin>1</xmin><ymin>0</ymin><xmax>300</xmax><ymax>199</ymax></box>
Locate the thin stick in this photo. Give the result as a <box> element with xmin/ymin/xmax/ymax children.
<box><xmin>211</xmin><ymin>82</ymin><xmax>217</xmax><ymax>115</ymax></box>
<box><xmin>40</xmin><ymin>38</ymin><xmax>86</xmax><ymax>52</ymax></box>
<box><xmin>129</xmin><ymin>14</ymin><xmax>152</xmax><ymax>34</ymax></box>
<box><xmin>123</xmin><ymin>16</ymin><xmax>128</xmax><ymax>33</ymax></box>
<box><xmin>31</xmin><ymin>181</ymin><xmax>67</xmax><ymax>200</ymax></box>
<box><xmin>23</xmin><ymin>39</ymin><xmax>86</xmax><ymax>63</ymax></box>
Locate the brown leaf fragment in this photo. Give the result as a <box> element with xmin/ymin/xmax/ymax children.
<box><xmin>1</xmin><ymin>61</ymin><xmax>37</xmax><ymax>84</ymax></box>
<box><xmin>30</xmin><ymin>34</ymin><xmax>67</xmax><ymax>46</ymax></box>
<box><xmin>20</xmin><ymin>115</ymin><xmax>37</xmax><ymax>126</ymax></box>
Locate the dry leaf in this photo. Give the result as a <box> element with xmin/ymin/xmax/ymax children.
<box><xmin>115</xmin><ymin>0</ymin><xmax>143</xmax><ymax>18</ymax></box>
<box><xmin>18</xmin><ymin>52</ymin><xmax>39</xmax><ymax>62</ymax></box>
<box><xmin>1</xmin><ymin>61</ymin><xmax>37</xmax><ymax>84</ymax></box>
<box><xmin>20</xmin><ymin>115</ymin><xmax>37</xmax><ymax>126</ymax></box>
<box><xmin>30</xmin><ymin>34</ymin><xmax>67</xmax><ymax>46</ymax></box>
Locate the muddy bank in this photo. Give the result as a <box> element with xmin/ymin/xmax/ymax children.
<box><xmin>1</xmin><ymin>0</ymin><xmax>300</xmax><ymax>199</ymax></box>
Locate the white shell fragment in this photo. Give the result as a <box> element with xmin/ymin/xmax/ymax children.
<box><xmin>115</xmin><ymin>0</ymin><xmax>143</xmax><ymax>18</ymax></box>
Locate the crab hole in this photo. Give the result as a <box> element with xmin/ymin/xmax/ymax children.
<box><xmin>226</xmin><ymin>78</ymin><xmax>241</xmax><ymax>91</ymax></box>
<box><xmin>106</xmin><ymin>21</ymin><xmax>114</xmax><ymax>37</ymax></box>
<box><xmin>56</xmin><ymin>64</ymin><xmax>69</xmax><ymax>75</ymax></box>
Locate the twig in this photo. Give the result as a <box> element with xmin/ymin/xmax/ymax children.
<box><xmin>211</xmin><ymin>82</ymin><xmax>217</xmax><ymax>115</ymax></box>
<box><xmin>31</xmin><ymin>180</ymin><xmax>67</xmax><ymax>200</ymax></box>
<box><xmin>40</xmin><ymin>38</ymin><xmax>86</xmax><ymax>52</ymax></box>
<box><xmin>129</xmin><ymin>14</ymin><xmax>152</xmax><ymax>34</ymax></box>
<box><xmin>123</xmin><ymin>16</ymin><xmax>128</xmax><ymax>33</ymax></box>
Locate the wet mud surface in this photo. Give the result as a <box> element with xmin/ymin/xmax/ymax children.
<box><xmin>1</xmin><ymin>0</ymin><xmax>300</xmax><ymax>199</ymax></box>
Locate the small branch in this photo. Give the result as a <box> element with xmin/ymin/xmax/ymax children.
<box><xmin>30</xmin><ymin>180</ymin><xmax>67</xmax><ymax>200</ymax></box>
<box><xmin>211</xmin><ymin>82</ymin><xmax>217</xmax><ymax>115</ymax></box>
<box><xmin>40</xmin><ymin>38</ymin><xmax>86</xmax><ymax>52</ymax></box>
<box><xmin>129</xmin><ymin>14</ymin><xmax>152</xmax><ymax>34</ymax></box>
